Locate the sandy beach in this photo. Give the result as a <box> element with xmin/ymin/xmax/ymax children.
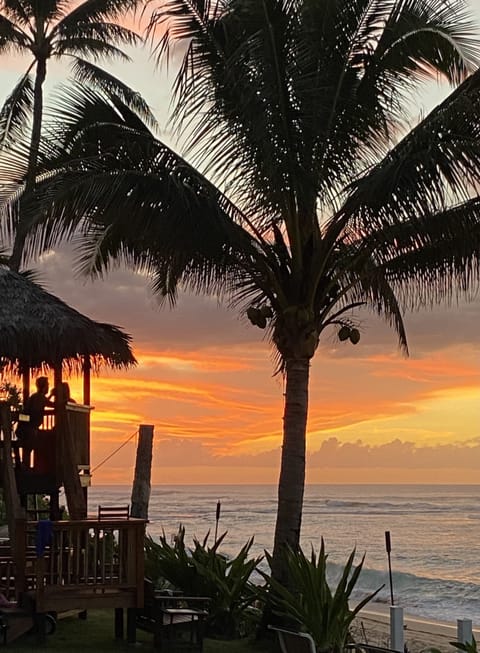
<box><xmin>353</xmin><ymin>605</ymin><xmax>479</xmax><ymax>653</ymax></box>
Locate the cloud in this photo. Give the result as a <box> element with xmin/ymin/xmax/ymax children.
<box><xmin>98</xmin><ymin>434</ymin><xmax>480</xmax><ymax>475</ymax></box>
<box><xmin>35</xmin><ymin>246</ymin><xmax>253</xmax><ymax>351</ymax></box>
<box><xmin>309</xmin><ymin>436</ymin><xmax>480</xmax><ymax>469</ymax></box>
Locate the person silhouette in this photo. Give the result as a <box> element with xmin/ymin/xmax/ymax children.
<box><xmin>17</xmin><ymin>376</ymin><xmax>54</xmax><ymax>468</ymax></box>
<box><xmin>50</xmin><ymin>382</ymin><xmax>76</xmax><ymax>407</ymax></box>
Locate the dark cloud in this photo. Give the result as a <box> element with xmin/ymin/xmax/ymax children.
<box><xmin>37</xmin><ymin>245</ymin><xmax>480</xmax><ymax>362</ymax></box>
<box><xmin>36</xmin><ymin>246</ymin><xmax>254</xmax><ymax>351</ymax></box>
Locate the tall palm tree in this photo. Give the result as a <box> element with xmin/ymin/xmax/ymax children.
<box><xmin>12</xmin><ymin>0</ymin><xmax>480</xmax><ymax>584</ymax></box>
<box><xmin>0</xmin><ymin>0</ymin><xmax>145</xmax><ymax>270</ymax></box>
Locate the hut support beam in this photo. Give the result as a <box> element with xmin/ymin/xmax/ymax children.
<box><xmin>83</xmin><ymin>356</ymin><xmax>91</xmax><ymax>406</ymax></box>
<box><xmin>58</xmin><ymin>399</ymin><xmax>86</xmax><ymax>520</ymax></box>
<box><xmin>0</xmin><ymin>403</ymin><xmax>26</xmax><ymax>547</ymax></box>
<box><xmin>21</xmin><ymin>369</ymin><xmax>30</xmax><ymax>405</ymax></box>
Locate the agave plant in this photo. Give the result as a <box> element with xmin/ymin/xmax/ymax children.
<box><xmin>451</xmin><ymin>637</ymin><xmax>479</xmax><ymax>653</ymax></box>
<box><xmin>144</xmin><ymin>527</ymin><xmax>263</xmax><ymax>639</ymax></box>
<box><xmin>259</xmin><ymin>540</ymin><xmax>382</xmax><ymax>653</ymax></box>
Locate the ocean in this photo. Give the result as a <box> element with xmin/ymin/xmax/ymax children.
<box><xmin>87</xmin><ymin>484</ymin><xmax>480</xmax><ymax>626</ymax></box>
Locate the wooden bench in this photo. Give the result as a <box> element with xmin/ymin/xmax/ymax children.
<box><xmin>136</xmin><ymin>585</ymin><xmax>209</xmax><ymax>652</ymax></box>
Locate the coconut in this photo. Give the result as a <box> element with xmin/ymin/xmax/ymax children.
<box><xmin>256</xmin><ymin>314</ymin><xmax>267</xmax><ymax>329</ymax></box>
<box><xmin>260</xmin><ymin>305</ymin><xmax>273</xmax><ymax>318</ymax></box>
<box><xmin>247</xmin><ymin>306</ymin><xmax>260</xmax><ymax>324</ymax></box>
<box><xmin>349</xmin><ymin>328</ymin><xmax>360</xmax><ymax>344</ymax></box>
<box><xmin>338</xmin><ymin>326</ymin><xmax>350</xmax><ymax>341</ymax></box>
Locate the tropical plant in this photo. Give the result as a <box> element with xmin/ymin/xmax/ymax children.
<box><xmin>0</xmin><ymin>0</ymin><xmax>147</xmax><ymax>269</ymax></box>
<box><xmin>426</xmin><ymin>639</ymin><xmax>478</xmax><ymax>653</ymax></box>
<box><xmin>144</xmin><ymin>527</ymin><xmax>262</xmax><ymax>638</ymax></box>
<box><xmin>451</xmin><ymin>637</ymin><xmax>479</xmax><ymax>653</ymax></box>
<box><xmin>6</xmin><ymin>0</ymin><xmax>480</xmax><ymax>589</ymax></box>
<box><xmin>0</xmin><ymin>381</ymin><xmax>21</xmax><ymax>408</ymax></box>
<box><xmin>258</xmin><ymin>541</ymin><xmax>382</xmax><ymax>653</ymax></box>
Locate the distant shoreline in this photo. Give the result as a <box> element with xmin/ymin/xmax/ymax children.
<box><xmin>89</xmin><ymin>482</ymin><xmax>480</xmax><ymax>487</ymax></box>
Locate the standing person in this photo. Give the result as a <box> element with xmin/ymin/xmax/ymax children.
<box><xmin>17</xmin><ymin>377</ymin><xmax>54</xmax><ymax>468</ymax></box>
<box><xmin>51</xmin><ymin>382</ymin><xmax>76</xmax><ymax>407</ymax></box>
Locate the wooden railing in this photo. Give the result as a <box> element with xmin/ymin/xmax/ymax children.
<box><xmin>15</xmin><ymin>518</ymin><xmax>145</xmax><ymax>612</ymax></box>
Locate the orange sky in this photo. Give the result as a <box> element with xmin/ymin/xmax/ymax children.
<box><xmin>0</xmin><ymin>3</ymin><xmax>479</xmax><ymax>485</ymax></box>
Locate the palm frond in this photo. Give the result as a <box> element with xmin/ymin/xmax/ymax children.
<box><xmin>16</xmin><ymin>123</ymin><xmax>255</xmax><ymax>303</ymax></box>
<box><xmin>0</xmin><ymin>13</ymin><xmax>31</xmax><ymax>53</ymax></box>
<box><xmin>0</xmin><ymin>1</ymin><xmax>32</xmax><ymax>26</ymax></box>
<box><xmin>0</xmin><ymin>69</ymin><xmax>34</xmax><ymax>150</ymax></box>
<box><xmin>376</xmin><ymin>198</ymin><xmax>480</xmax><ymax>307</ymax></box>
<box><xmin>362</xmin><ymin>0</ymin><xmax>480</xmax><ymax>87</ymax></box>
<box><xmin>53</xmin><ymin>37</ymin><xmax>131</xmax><ymax>61</ymax></box>
<box><xmin>340</xmin><ymin>65</ymin><xmax>480</xmax><ymax>233</ymax></box>
<box><xmin>53</xmin><ymin>20</ymin><xmax>141</xmax><ymax>50</ymax></box>
<box><xmin>69</xmin><ymin>58</ymin><xmax>158</xmax><ymax>130</ymax></box>
<box><xmin>55</xmin><ymin>0</ymin><xmax>144</xmax><ymax>30</ymax></box>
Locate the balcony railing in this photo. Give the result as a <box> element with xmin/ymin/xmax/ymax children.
<box><xmin>14</xmin><ymin>518</ymin><xmax>145</xmax><ymax>612</ymax></box>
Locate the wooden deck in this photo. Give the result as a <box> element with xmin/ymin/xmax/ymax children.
<box><xmin>0</xmin><ymin>517</ymin><xmax>146</xmax><ymax>615</ymax></box>
<box><xmin>1</xmin><ymin>403</ymin><xmax>147</xmax><ymax>643</ymax></box>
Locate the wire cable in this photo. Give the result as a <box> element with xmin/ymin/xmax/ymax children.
<box><xmin>91</xmin><ymin>429</ymin><xmax>138</xmax><ymax>474</ymax></box>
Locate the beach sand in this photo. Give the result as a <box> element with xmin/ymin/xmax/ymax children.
<box><xmin>352</xmin><ymin>605</ymin><xmax>479</xmax><ymax>653</ymax></box>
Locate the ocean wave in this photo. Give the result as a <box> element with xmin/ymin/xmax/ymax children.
<box><xmin>89</xmin><ymin>484</ymin><xmax>480</xmax><ymax>625</ymax></box>
<box><xmin>344</xmin><ymin>564</ymin><xmax>480</xmax><ymax>623</ymax></box>
<box><xmin>320</xmin><ymin>499</ymin><xmax>470</xmax><ymax>514</ymax></box>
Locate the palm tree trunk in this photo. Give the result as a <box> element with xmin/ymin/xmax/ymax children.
<box><xmin>271</xmin><ymin>355</ymin><xmax>310</xmax><ymax>584</ymax></box>
<box><xmin>9</xmin><ymin>57</ymin><xmax>47</xmax><ymax>272</ymax></box>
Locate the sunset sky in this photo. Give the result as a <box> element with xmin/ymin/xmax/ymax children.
<box><xmin>0</xmin><ymin>2</ymin><xmax>479</xmax><ymax>485</ymax></box>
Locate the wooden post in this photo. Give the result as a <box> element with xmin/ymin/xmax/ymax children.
<box><xmin>21</xmin><ymin>368</ymin><xmax>30</xmax><ymax>405</ymax></box>
<box><xmin>82</xmin><ymin>355</ymin><xmax>91</xmax><ymax>406</ymax></box>
<box><xmin>57</xmin><ymin>387</ymin><xmax>86</xmax><ymax>520</ymax></box>
<box><xmin>457</xmin><ymin>619</ymin><xmax>473</xmax><ymax>645</ymax></box>
<box><xmin>390</xmin><ymin>606</ymin><xmax>404</xmax><ymax>652</ymax></box>
<box><xmin>0</xmin><ymin>403</ymin><xmax>26</xmax><ymax>547</ymax></box>
<box><xmin>14</xmin><ymin>518</ymin><xmax>26</xmax><ymax>600</ymax></box>
<box><xmin>130</xmin><ymin>425</ymin><xmax>154</xmax><ymax>520</ymax></box>
<box><xmin>53</xmin><ymin>365</ymin><xmax>62</xmax><ymax>390</ymax></box>
<box><xmin>82</xmin><ymin>355</ymin><xmax>91</xmax><ymax>509</ymax></box>
<box><xmin>114</xmin><ymin>608</ymin><xmax>124</xmax><ymax>639</ymax></box>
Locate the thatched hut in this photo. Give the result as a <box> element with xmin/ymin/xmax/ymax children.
<box><xmin>0</xmin><ymin>267</ymin><xmax>136</xmax><ymax>519</ymax></box>
<box><xmin>0</xmin><ymin>268</ymin><xmax>136</xmax><ymax>400</ymax></box>
<box><xmin>0</xmin><ymin>269</ymin><xmax>146</xmax><ymax>640</ymax></box>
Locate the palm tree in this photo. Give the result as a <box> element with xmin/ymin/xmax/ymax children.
<box><xmin>0</xmin><ymin>0</ymin><xmax>146</xmax><ymax>270</ymax></box>
<box><xmin>12</xmin><ymin>0</ymin><xmax>480</xmax><ymax>584</ymax></box>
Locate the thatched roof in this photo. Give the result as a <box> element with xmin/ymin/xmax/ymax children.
<box><xmin>0</xmin><ymin>268</ymin><xmax>136</xmax><ymax>373</ymax></box>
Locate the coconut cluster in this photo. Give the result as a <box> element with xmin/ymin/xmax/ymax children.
<box><xmin>338</xmin><ymin>325</ymin><xmax>360</xmax><ymax>344</ymax></box>
<box><xmin>247</xmin><ymin>304</ymin><xmax>273</xmax><ymax>329</ymax></box>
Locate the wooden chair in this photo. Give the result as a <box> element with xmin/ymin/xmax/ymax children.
<box><xmin>136</xmin><ymin>580</ymin><xmax>210</xmax><ymax>652</ymax></box>
<box><xmin>268</xmin><ymin>625</ymin><xmax>316</xmax><ymax>653</ymax></box>
<box><xmin>97</xmin><ymin>505</ymin><xmax>130</xmax><ymax>520</ymax></box>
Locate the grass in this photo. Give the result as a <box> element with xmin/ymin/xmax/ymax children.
<box><xmin>4</xmin><ymin>610</ymin><xmax>272</xmax><ymax>653</ymax></box>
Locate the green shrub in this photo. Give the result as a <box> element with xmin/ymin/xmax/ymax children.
<box><xmin>144</xmin><ymin>527</ymin><xmax>263</xmax><ymax>639</ymax></box>
<box><xmin>426</xmin><ymin>641</ymin><xmax>478</xmax><ymax>653</ymax></box>
<box><xmin>258</xmin><ymin>540</ymin><xmax>382</xmax><ymax>653</ymax></box>
<box><xmin>451</xmin><ymin>638</ymin><xmax>478</xmax><ymax>653</ymax></box>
